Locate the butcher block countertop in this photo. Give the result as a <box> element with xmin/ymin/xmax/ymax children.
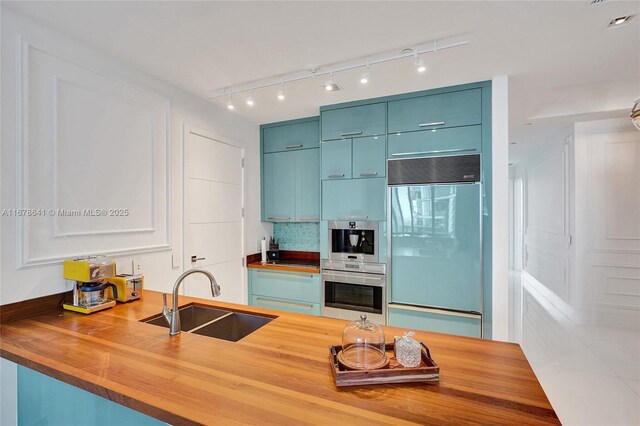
<box><xmin>0</xmin><ymin>291</ymin><xmax>559</xmax><ymax>425</ymax></box>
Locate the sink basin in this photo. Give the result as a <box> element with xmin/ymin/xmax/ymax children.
<box><xmin>142</xmin><ymin>304</ymin><xmax>275</xmax><ymax>341</ymax></box>
<box><xmin>144</xmin><ymin>305</ymin><xmax>230</xmax><ymax>331</ymax></box>
<box><xmin>191</xmin><ymin>312</ymin><xmax>273</xmax><ymax>342</ymax></box>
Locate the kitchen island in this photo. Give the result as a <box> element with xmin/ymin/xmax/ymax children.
<box><xmin>1</xmin><ymin>291</ymin><xmax>559</xmax><ymax>425</ymax></box>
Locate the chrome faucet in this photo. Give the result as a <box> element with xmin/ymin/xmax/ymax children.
<box><xmin>162</xmin><ymin>268</ymin><xmax>221</xmax><ymax>336</ymax></box>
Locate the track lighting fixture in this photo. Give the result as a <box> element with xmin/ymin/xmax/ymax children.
<box><xmin>208</xmin><ymin>37</ymin><xmax>469</xmax><ymax>107</ymax></box>
<box><xmin>414</xmin><ymin>50</ymin><xmax>427</xmax><ymax>73</ymax></box>
<box><xmin>277</xmin><ymin>81</ymin><xmax>285</xmax><ymax>101</ymax></box>
<box><xmin>226</xmin><ymin>93</ymin><xmax>234</xmax><ymax>110</ymax></box>
<box><xmin>360</xmin><ymin>63</ymin><xmax>370</xmax><ymax>84</ymax></box>
<box><xmin>247</xmin><ymin>87</ymin><xmax>255</xmax><ymax>106</ymax></box>
<box><xmin>325</xmin><ymin>73</ymin><xmax>336</xmax><ymax>91</ymax></box>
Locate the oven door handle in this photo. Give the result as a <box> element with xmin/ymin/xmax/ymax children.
<box><xmin>322</xmin><ymin>272</ymin><xmax>385</xmax><ymax>287</ymax></box>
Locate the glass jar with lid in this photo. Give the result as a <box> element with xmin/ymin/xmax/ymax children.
<box><xmin>338</xmin><ymin>314</ymin><xmax>388</xmax><ymax>370</ymax></box>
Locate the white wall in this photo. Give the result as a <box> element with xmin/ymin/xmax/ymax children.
<box><xmin>0</xmin><ymin>8</ymin><xmax>268</xmax><ymax>423</ymax></box>
<box><xmin>514</xmin><ymin>116</ymin><xmax>640</xmax><ymax>330</ymax></box>
<box><xmin>491</xmin><ymin>76</ymin><xmax>509</xmax><ymax>341</ymax></box>
<box><xmin>1</xmin><ymin>7</ymin><xmax>267</xmax><ymax>304</ymax></box>
<box><xmin>574</xmin><ymin>118</ymin><xmax>640</xmax><ymax>329</ymax></box>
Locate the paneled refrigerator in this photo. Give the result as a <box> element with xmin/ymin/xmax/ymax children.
<box><xmin>387</xmin><ymin>154</ymin><xmax>484</xmax><ymax>338</ymax></box>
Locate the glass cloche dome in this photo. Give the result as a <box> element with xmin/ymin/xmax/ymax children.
<box><xmin>338</xmin><ymin>314</ymin><xmax>388</xmax><ymax>370</ymax></box>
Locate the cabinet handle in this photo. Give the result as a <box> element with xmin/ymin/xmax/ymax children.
<box><xmin>337</xmin><ymin>215</ymin><xmax>368</xmax><ymax>220</ymax></box>
<box><xmin>391</xmin><ymin>148</ymin><xmax>476</xmax><ymax>157</ymax></box>
<box><xmin>286</xmin><ymin>144</ymin><xmax>303</xmax><ymax>149</ymax></box>
<box><xmin>418</xmin><ymin>121</ymin><xmax>445</xmax><ymax>127</ymax></box>
<box><xmin>388</xmin><ymin>303</ymin><xmax>482</xmax><ymax>319</ymax></box>
<box><xmin>255</xmin><ymin>297</ymin><xmax>314</xmax><ymax>309</ymax></box>
<box><xmin>340</xmin><ymin>131</ymin><xmax>363</xmax><ymax>137</ymax></box>
<box><xmin>266</xmin><ymin>216</ymin><xmax>291</xmax><ymax>221</ymax></box>
<box><xmin>359</xmin><ymin>172</ymin><xmax>378</xmax><ymax>177</ymax></box>
<box><xmin>328</xmin><ymin>174</ymin><xmax>345</xmax><ymax>179</ymax></box>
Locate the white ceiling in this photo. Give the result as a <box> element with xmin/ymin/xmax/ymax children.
<box><xmin>4</xmin><ymin>1</ymin><xmax>640</xmax><ymax>163</ymax></box>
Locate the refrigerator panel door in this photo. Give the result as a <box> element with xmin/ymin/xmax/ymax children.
<box><xmin>390</xmin><ymin>183</ymin><xmax>482</xmax><ymax>311</ymax></box>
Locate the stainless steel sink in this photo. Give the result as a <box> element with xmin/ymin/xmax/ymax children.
<box><xmin>191</xmin><ymin>312</ymin><xmax>274</xmax><ymax>342</ymax></box>
<box><xmin>142</xmin><ymin>304</ymin><xmax>275</xmax><ymax>341</ymax></box>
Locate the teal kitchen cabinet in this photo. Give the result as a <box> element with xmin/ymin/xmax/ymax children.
<box><xmin>18</xmin><ymin>366</ymin><xmax>163</xmax><ymax>426</ymax></box>
<box><xmin>387</xmin><ymin>125</ymin><xmax>481</xmax><ymax>158</ymax></box>
<box><xmin>322</xmin><ymin>178</ymin><xmax>386</xmax><ymax>221</ymax></box>
<box><xmin>352</xmin><ymin>136</ymin><xmax>386</xmax><ymax>178</ymax></box>
<box><xmin>263</xmin><ymin>151</ymin><xmax>295</xmax><ymax>221</ymax></box>
<box><xmin>388</xmin><ymin>88</ymin><xmax>481</xmax><ymax>133</ymax></box>
<box><xmin>295</xmin><ymin>148</ymin><xmax>320</xmax><ymax>222</ymax></box>
<box><xmin>321</xmin><ymin>102</ymin><xmax>386</xmax><ymax>141</ymax></box>
<box><xmin>261</xmin><ymin>117</ymin><xmax>320</xmax><ymax>222</ymax></box>
<box><xmin>321</xmin><ymin>139</ymin><xmax>352</xmax><ymax>179</ymax></box>
<box><xmin>249</xmin><ymin>268</ymin><xmax>321</xmax><ymax>315</ymax></box>
<box><xmin>263</xmin><ymin>119</ymin><xmax>319</xmax><ymax>153</ymax></box>
<box><xmin>388</xmin><ymin>305</ymin><xmax>482</xmax><ymax>338</ymax></box>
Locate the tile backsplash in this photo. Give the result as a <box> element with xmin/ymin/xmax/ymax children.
<box><xmin>272</xmin><ymin>223</ymin><xmax>320</xmax><ymax>252</ymax></box>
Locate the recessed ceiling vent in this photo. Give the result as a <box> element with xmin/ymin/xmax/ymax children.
<box><xmin>590</xmin><ymin>0</ymin><xmax>608</xmax><ymax>5</ymax></box>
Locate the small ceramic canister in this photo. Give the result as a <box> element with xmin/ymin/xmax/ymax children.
<box><xmin>394</xmin><ymin>331</ymin><xmax>422</xmax><ymax>367</ymax></box>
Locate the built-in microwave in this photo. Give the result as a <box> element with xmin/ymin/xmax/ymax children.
<box><xmin>328</xmin><ymin>221</ymin><xmax>378</xmax><ymax>263</ymax></box>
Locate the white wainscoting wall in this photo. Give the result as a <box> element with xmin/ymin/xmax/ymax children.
<box><xmin>574</xmin><ymin>118</ymin><xmax>640</xmax><ymax>329</ymax></box>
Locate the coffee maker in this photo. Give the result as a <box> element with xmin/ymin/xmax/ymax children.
<box><xmin>62</xmin><ymin>256</ymin><xmax>118</xmax><ymax>314</ymax></box>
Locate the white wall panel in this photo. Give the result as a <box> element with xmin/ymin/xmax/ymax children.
<box><xmin>19</xmin><ymin>41</ymin><xmax>170</xmax><ymax>266</ymax></box>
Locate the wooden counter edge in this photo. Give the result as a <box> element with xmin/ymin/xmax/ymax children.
<box><xmin>0</xmin><ymin>345</ymin><xmax>198</xmax><ymax>425</ymax></box>
<box><xmin>247</xmin><ymin>262</ymin><xmax>320</xmax><ymax>274</ymax></box>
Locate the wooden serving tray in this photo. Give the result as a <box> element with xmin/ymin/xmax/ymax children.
<box><xmin>329</xmin><ymin>342</ymin><xmax>439</xmax><ymax>387</ymax></box>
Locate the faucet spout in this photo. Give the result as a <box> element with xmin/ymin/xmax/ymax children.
<box><xmin>163</xmin><ymin>268</ymin><xmax>221</xmax><ymax>336</ymax></box>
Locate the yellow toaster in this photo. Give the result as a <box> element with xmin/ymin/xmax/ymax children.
<box><xmin>108</xmin><ymin>274</ymin><xmax>144</xmax><ymax>302</ymax></box>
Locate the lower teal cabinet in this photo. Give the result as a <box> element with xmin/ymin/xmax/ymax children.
<box><xmin>387</xmin><ymin>125</ymin><xmax>481</xmax><ymax>158</ymax></box>
<box><xmin>321</xmin><ymin>177</ymin><xmax>386</xmax><ymax>221</ymax></box>
<box><xmin>388</xmin><ymin>305</ymin><xmax>482</xmax><ymax>338</ymax></box>
<box><xmin>249</xmin><ymin>268</ymin><xmax>321</xmax><ymax>316</ymax></box>
<box><xmin>18</xmin><ymin>366</ymin><xmax>163</xmax><ymax>426</ymax></box>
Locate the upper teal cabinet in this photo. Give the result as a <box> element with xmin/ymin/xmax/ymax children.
<box><xmin>263</xmin><ymin>152</ymin><xmax>295</xmax><ymax>221</ymax></box>
<box><xmin>321</xmin><ymin>103</ymin><xmax>386</xmax><ymax>141</ymax></box>
<box><xmin>352</xmin><ymin>136</ymin><xmax>386</xmax><ymax>178</ymax></box>
<box><xmin>261</xmin><ymin>117</ymin><xmax>320</xmax><ymax>222</ymax></box>
<box><xmin>295</xmin><ymin>149</ymin><xmax>320</xmax><ymax>222</ymax></box>
<box><xmin>321</xmin><ymin>139</ymin><xmax>352</xmax><ymax>179</ymax></box>
<box><xmin>388</xmin><ymin>88</ymin><xmax>482</xmax><ymax>133</ymax></box>
<box><xmin>387</xmin><ymin>125</ymin><xmax>481</xmax><ymax>158</ymax></box>
<box><xmin>322</xmin><ymin>178</ymin><xmax>386</xmax><ymax>221</ymax></box>
<box><xmin>263</xmin><ymin>120</ymin><xmax>319</xmax><ymax>153</ymax></box>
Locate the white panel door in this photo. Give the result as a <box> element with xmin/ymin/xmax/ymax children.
<box><xmin>184</xmin><ymin>131</ymin><xmax>244</xmax><ymax>304</ymax></box>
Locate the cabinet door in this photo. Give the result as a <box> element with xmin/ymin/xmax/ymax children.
<box><xmin>321</xmin><ymin>139</ymin><xmax>352</xmax><ymax>179</ymax></box>
<box><xmin>387</xmin><ymin>125</ymin><xmax>481</xmax><ymax>158</ymax></box>
<box><xmin>251</xmin><ymin>295</ymin><xmax>321</xmax><ymax>316</ymax></box>
<box><xmin>262</xmin><ymin>152</ymin><xmax>295</xmax><ymax>222</ymax></box>
<box><xmin>321</xmin><ymin>177</ymin><xmax>386</xmax><ymax>221</ymax></box>
<box><xmin>250</xmin><ymin>269</ymin><xmax>320</xmax><ymax>303</ymax></box>
<box><xmin>295</xmin><ymin>148</ymin><xmax>320</xmax><ymax>222</ymax></box>
<box><xmin>388</xmin><ymin>305</ymin><xmax>482</xmax><ymax>338</ymax></box>
<box><xmin>352</xmin><ymin>136</ymin><xmax>386</xmax><ymax>178</ymax></box>
<box><xmin>388</xmin><ymin>89</ymin><xmax>481</xmax><ymax>133</ymax></box>
<box><xmin>321</xmin><ymin>103</ymin><xmax>386</xmax><ymax>141</ymax></box>
<box><xmin>263</xmin><ymin>120</ymin><xmax>319</xmax><ymax>153</ymax></box>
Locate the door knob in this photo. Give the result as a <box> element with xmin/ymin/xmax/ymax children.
<box><xmin>191</xmin><ymin>255</ymin><xmax>205</xmax><ymax>263</ymax></box>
